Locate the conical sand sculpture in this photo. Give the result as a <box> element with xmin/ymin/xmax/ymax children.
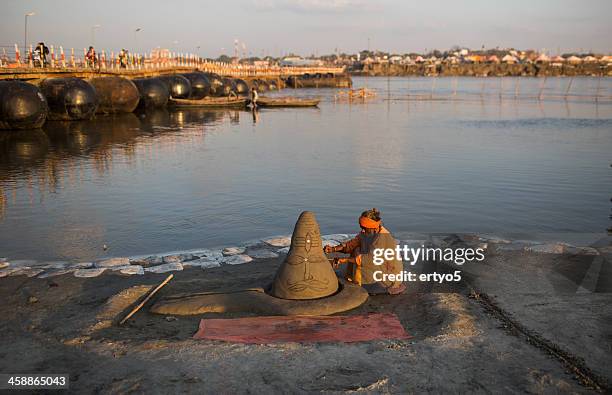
<box><xmin>271</xmin><ymin>211</ymin><xmax>338</xmax><ymax>300</ymax></box>
<box><xmin>150</xmin><ymin>211</ymin><xmax>368</xmax><ymax>316</ymax></box>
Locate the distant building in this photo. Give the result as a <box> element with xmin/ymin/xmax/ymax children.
<box><xmin>446</xmin><ymin>56</ymin><xmax>459</xmax><ymax>64</ymax></box>
<box><xmin>150</xmin><ymin>48</ymin><xmax>171</xmax><ymax>60</ymax></box>
<box><xmin>280</xmin><ymin>56</ymin><xmax>322</xmax><ymax>66</ymax></box>
<box><xmin>512</xmin><ymin>50</ymin><xmax>534</xmax><ymax>62</ymax></box>
<box><xmin>501</xmin><ymin>54</ymin><xmax>518</xmax><ymax>64</ymax></box>
<box><xmin>535</xmin><ymin>53</ymin><xmax>550</xmax><ymax>63</ymax></box>
<box><xmin>148</xmin><ymin>48</ymin><xmax>171</xmax><ymax>64</ymax></box>
<box><xmin>465</xmin><ymin>55</ymin><xmax>484</xmax><ymax>63</ymax></box>
<box><xmin>551</xmin><ymin>55</ymin><xmax>565</xmax><ymax>67</ymax></box>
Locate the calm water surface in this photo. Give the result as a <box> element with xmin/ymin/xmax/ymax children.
<box><xmin>1</xmin><ymin>77</ymin><xmax>611</xmax><ymax>261</ymax></box>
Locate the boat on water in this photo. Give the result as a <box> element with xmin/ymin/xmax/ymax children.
<box><xmin>168</xmin><ymin>97</ymin><xmax>247</xmax><ymax>108</ymax></box>
<box><xmin>255</xmin><ymin>97</ymin><xmax>320</xmax><ymax>108</ymax></box>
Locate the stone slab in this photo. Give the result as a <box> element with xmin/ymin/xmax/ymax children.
<box><xmin>183</xmin><ymin>259</ymin><xmax>221</xmax><ymax>269</ymax></box>
<box><xmin>145</xmin><ymin>262</ymin><xmax>183</xmax><ymax>273</ymax></box>
<box><xmin>74</xmin><ymin>268</ymin><xmax>107</xmax><ymax>278</ymax></box>
<box><xmin>222</xmin><ymin>255</ymin><xmax>253</xmax><ymax>265</ymax></box>
<box><xmin>119</xmin><ymin>265</ymin><xmax>145</xmax><ymax>275</ymax></box>
<box><xmin>322</xmin><ymin>234</ymin><xmax>352</xmax><ymax>242</ymax></box>
<box><xmin>222</xmin><ymin>247</ymin><xmax>246</xmax><ymax>256</ymax></box>
<box><xmin>526</xmin><ymin>243</ymin><xmax>568</xmax><ymax>254</ymax></box>
<box><xmin>247</xmin><ymin>249</ymin><xmax>279</xmax><ymax>259</ymax></box>
<box><xmin>262</xmin><ymin>236</ymin><xmax>292</xmax><ymax>248</ymax></box>
<box><xmin>96</xmin><ymin>258</ymin><xmax>130</xmax><ymax>268</ymax></box>
<box><xmin>38</xmin><ymin>269</ymin><xmax>75</xmax><ymax>278</ymax></box>
<box><xmin>162</xmin><ymin>255</ymin><xmax>182</xmax><ymax>264</ymax></box>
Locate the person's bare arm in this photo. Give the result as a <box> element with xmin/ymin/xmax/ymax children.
<box><xmin>331</xmin><ymin>256</ymin><xmax>357</xmax><ymax>269</ymax></box>
<box><xmin>324</xmin><ymin>236</ymin><xmax>360</xmax><ymax>254</ymax></box>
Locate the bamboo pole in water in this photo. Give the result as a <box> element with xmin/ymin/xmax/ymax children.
<box><xmin>564</xmin><ymin>76</ymin><xmax>574</xmax><ymax>100</ymax></box>
<box><xmin>514</xmin><ymin>77</ymin><xmax>520</xmax><ymax>99</ymax></box>
<box><xmin>480</xmin><ymin>79</ymin><xmax>485</xmax><ymax>100</ymax></box>
<box><xmin>430</xmin><ymin>77</ymin><xmax>436</xmax><ymax>99</ymax></box>
<box><xmin>595</xmin><ymin>75</ymin><xmax>601</xmax><ymax>103</ymax></box>
<box><xmin>538</xmin><ymin>76</ymin><xmax>547</xmax><ymax>101</ymax></box>
<box><xmin>406</xmin><ymin>77</ymin><xmax>410</xmax><ymax>97</ymax></box>
<box><xmin>387</xmin><ymin>69</ymin><xmax>390</xmax><ymax>100</ymax></box>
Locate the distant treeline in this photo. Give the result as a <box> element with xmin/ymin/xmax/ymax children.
<box><xmin>352</xmin><ymin>62</ymin><xmax>611</xmax><ymax>77</ymax></box>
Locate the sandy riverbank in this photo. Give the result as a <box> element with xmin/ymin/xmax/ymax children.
<box><xmin>0</xmin><ymin>234</ymin><xmax>610</xmax><ymax>393</ymax></box>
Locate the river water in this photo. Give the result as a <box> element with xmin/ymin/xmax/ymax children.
<box><xmin>1</xmin><ymin>77</ymin><xmax>611</xmax><ymax>262</ymax></box>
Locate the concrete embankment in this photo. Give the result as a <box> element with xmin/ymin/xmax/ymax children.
<box><xmin>354</xmin><ymin>62</ymin><xmax>612</xmax><ymax>77</ymax></box>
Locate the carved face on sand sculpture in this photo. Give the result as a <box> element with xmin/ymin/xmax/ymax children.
<box><xmin>271</xmin><ymin>211</ymin><xmax>339</xmax><ymax>300</ymax></box>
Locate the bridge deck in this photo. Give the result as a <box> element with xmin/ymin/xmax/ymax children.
<box><xmin>0</xmin><ymin>65</ymin><xmax>346</xmax><ymax>81</ymax></box>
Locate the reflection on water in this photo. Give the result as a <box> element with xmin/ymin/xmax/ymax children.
<box><xmin>0</xmin><ymin>77</ymin><xmax>611</xmax><ymax>262</ymax></box>
<box><xmin>0</xmin><ymin>109</ymin><xmax>238</xmax><ymax>205</ymax></box>
<box><xmin>0</xmin><ymin>108</ymin><xmax>242</xmax><ymax>260</ymax></box>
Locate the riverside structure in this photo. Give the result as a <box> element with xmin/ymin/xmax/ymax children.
<box><xmin>0</xmin><ymin>44</ymin><xmax>346</xmax><ymax>80</ymax></box>
<box><xmin>0</xmin><ymin>47</ymin><xmax>352</xmax><ymax>129</ymax></box>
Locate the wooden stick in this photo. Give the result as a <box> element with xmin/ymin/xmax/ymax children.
<box><xmin>119</xmin><ymin>274</ymin><xmax>174</xmax><ymax>325</ymax></box>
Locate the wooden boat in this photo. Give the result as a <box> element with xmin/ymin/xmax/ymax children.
<box><xmin>168</xmin><ymin>97</ymin><xmax>247</xmax><ymax>108</ymax></box>
<box><xmin>255</xmin><ymin>97</ymin><xmax>320</xmax><ymax>108</ymax></box>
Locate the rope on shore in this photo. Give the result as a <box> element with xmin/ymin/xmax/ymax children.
<box><xmin>466</xmin><ymin>286</ymin><xmax>608</xmax><ymax>392</ymax></box>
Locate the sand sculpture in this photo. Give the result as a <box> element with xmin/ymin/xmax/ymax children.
<box><xmin>271</xmin><ymin>211</ymin><xmax>339</xmax><ymax>299</ymax></box>
<box><xmin>150</xmin><ymin>211</ymin><xmax>368</xmax><ymax>316</ymax></box>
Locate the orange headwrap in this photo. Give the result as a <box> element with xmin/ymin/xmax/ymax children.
<box><xmin>359</xmin><ymin>216</ymin><xmax>381</xmax><ymax>229</ymax></box>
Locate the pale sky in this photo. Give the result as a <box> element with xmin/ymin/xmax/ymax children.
<box><xmin>1</xmin><ymin>0</ymin><xmax>610</xmax><ymax>57</ymax></box>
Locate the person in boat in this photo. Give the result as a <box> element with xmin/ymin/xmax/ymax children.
<box><xmin>324</xmin><ymin>208</ymin><xmax>406</xmax><ymax>295</ymax></box>
<box><xmin>250</xmin><ymin>87</ymin><xmax>258</xmax><ymax>109</ymax></box>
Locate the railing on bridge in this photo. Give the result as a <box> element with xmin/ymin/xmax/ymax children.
<box><xmin>0</xmin><ymin>44</ymin><xmax>345</xmax><ymax>77</ymax></box>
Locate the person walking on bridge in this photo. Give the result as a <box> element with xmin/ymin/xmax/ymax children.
<box><xmin>33</xmin><ymin>42</ymin><xmax>49</xmax><ymax>67</ymax></box>
<box><xmin>118</xmin><ymin>49</ymin><xmax>128</xmax><ymax>69</ymax></box>
<box><xmin>85</xmin><ymin>46</ymin><xmax>97</xmax><ymax>68</ymax></box>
